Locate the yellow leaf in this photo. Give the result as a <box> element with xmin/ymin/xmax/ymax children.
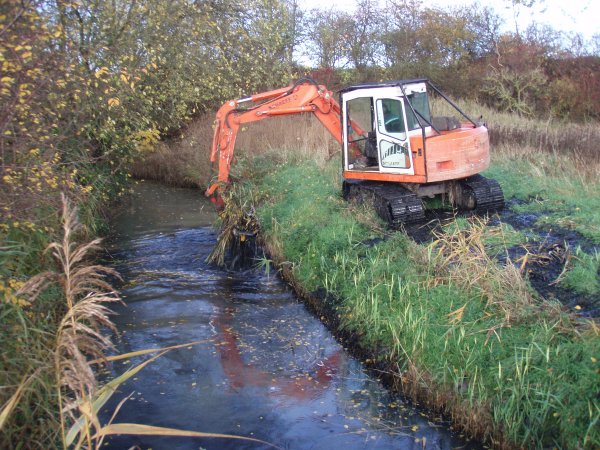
<box><xmin>95</xmin><ymin>67</ymin><xmax>109</xmax><ymax>78</ymax></box>
<box><xmin>108</xmin><ymin>97</ymin><xmax>120</xmax><ymax>107</ymax></box>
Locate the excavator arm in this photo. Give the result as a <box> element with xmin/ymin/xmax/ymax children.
<box><xmin>205</xmin><ymin>78</ymin><xmax>353</xmax><ymax>208</ymax></box>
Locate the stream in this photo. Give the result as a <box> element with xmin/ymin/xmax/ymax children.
<box><xmin>103</xmin><ymin>181</ymin><xmax>480</xmax><ymax>450</ymax></box>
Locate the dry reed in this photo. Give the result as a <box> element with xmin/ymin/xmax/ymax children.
<box><xmin>430</xmin><ymin>217</ymin><xmax>536</xmax><ymax>326</ymax></box>
<box><xmin>131</xmin><ymin>113</ymin><xmax>337</xmax><ymax>188</ymax></box>
<box><xmin>14</xmin><ymin>194</ymin><xmax>121</xmax><ymax>447</ymax></box>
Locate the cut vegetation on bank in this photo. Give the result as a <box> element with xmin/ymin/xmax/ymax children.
<box><xmin>210</xmin><ymin>139</ymin><xmax>599</xmax><ymax>449</ymax></box>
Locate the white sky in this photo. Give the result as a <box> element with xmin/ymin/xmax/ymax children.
<box><xmin>298</xmin><ymin>0</ymin><xmax>599</xmax><ymax>40</ymax></box>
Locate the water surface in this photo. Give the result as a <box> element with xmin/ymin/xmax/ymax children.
<box><xmin>104</xmin><ymin>181</ymin><xmax>480</xmax><ymax>450</ymax></box>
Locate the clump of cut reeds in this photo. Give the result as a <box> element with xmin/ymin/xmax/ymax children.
<box><xmin>429</xmin><ymin>217</ymin><xmax>537</xmax><ymax>325</ymax></box>
<box><xmin>206</xmin><ymin>126</ymin><xmax>334</xmax><ymax>268</ymax></box>
<box><xmin>207</xmin><ymin>183</ymin><xmax>261</xmax><ymax>267</ymax></box>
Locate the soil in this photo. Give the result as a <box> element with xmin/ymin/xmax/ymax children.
<box><xmin>500</xmin><ymin>200</ymin><xmax>600</xmax><ymax>318</ymax></box>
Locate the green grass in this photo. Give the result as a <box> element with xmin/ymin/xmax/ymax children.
<box><xmin>562</xmin><ymin>248</ymin><xmax>600</xmax><ymax>296</ymax></box>
<box><xmin>228</xmin><ymin>155</ymin><xmax>600</xmax><ymax>449</ymax></box>
<box><xmin>484</xmin><ymin>153</ymin><xmax>600</xmax><ymax>243</ymax></box>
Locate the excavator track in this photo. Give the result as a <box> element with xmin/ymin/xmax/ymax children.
<box><xmin>343</xmin><ymin>180</ymin><xmax>425</xmax><ymax>227</ymax></box>
<box><xmin>457</xmin><ymin>174</ymin><xmax>504</xmax><ymax>212</ymax></box>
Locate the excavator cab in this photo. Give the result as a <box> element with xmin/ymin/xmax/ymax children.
<box><xmin>340</xmin><ymin>79</ymin><xmax>503</xmax><ymax>224</ymax></box>
<box><xmin>341</xmin><ymin>81</ymin><xmax>431</xmax><ymax>176</ymax></box>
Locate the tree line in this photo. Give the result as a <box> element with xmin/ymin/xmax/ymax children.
<box><xmin>296</xmin><ymin>0</ymin><xmax>600</xmax><ymax>121</ymax></box>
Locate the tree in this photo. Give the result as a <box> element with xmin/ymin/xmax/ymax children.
<box><xmin>305</xmin><ymin>7</ymin><xmax>353</xmax><ymax>69</ymax></box>
<box><xmin>343</xmin><ymin>0</ymin><xmax>382</xmax><ymax>74</ymax></box>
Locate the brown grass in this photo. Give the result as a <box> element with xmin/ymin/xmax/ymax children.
<box><xmin>430</xmin><ymin>218</ymin><xmax>535</xmax><ymax>325</ymax></box>
<box><xmin>431</xmin><ymin>97</ymin><xmax>600</xmax><ymax>177</ymax></box>
<box><xmin>131</xmin><ymin>114</ymin><xmax>338</xmax><ymax>188</ymax></box>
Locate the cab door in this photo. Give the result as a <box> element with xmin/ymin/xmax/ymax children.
<box><xmin>373</xmin><ymin>94</ymin><xmax>415</xmax><ymax>175</ymax></box>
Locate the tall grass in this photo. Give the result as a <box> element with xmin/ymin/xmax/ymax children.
<box><xmin>131</xmin><ymin>113</ymin><xmax>338</xmax><ymax>188</ymax></box>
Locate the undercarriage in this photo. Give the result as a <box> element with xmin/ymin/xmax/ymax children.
<box><xmin>342</xmin><ymin>175</ymin><xmax>504</xmax><ymax>227</ymax></box>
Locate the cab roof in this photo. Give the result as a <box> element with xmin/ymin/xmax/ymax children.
<box><xmin>338</xmin><ymin>79</ymin><xmax>429</xmax><ymax>94</ymax></box>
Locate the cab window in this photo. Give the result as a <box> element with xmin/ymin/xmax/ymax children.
<box><xmin>376</xmin><ymin>98</ymin><xmax>406</xmax><ymax>140</ymax></box>
<box><xmin>405</xmin><ymin>92</ymin><xmax>431</xmax><ymax>131</ymax></box>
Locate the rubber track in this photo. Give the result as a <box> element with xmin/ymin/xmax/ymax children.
<box><xmin>460</xmin><ymin>174</ymin><xmax>505</xmax><ymax>212</ymax></box>
<box><xmin>343</xmin><ymin>181</ymin><xmax>425</xmax><ymax>226</ymax></box>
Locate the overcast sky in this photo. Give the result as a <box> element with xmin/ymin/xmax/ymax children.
<box><xmin>298</xmin><ymin>0</ymin><xmax>599</xmax><ymax>40</ymax></box>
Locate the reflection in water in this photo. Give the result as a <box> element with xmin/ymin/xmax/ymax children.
<box><xmin>103</xmin><ymin>182</ymin><xmax>479</xmax><ymax>449</ymax></box>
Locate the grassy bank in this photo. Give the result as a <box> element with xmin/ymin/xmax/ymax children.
<box><xmin>484</xmin><ymin>148</ymin><xmax>600</xmax><ymax>302</ymax></box>
<box><xmin>486</xmin><ymin>149</ymin><xmax>600</xmax><ymax>244</ymax></box>
<box><xmin>215</xmin><ymin>149</ymin><xmax>599</xmax><ymax>449</ymax></box>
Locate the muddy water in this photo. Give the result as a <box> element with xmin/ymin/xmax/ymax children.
<box><xmin>104</xmin><ymin>181</ymin><xmax>479</xmax><ymax>450</ymax></box>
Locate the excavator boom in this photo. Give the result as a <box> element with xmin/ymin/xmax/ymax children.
<box><xmin>205</xmin><ymin>78</ymin><xmax>345</xmax><ymax>207</ymax></box>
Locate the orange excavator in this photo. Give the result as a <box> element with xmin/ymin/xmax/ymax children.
<box><xmin>206</xmin><ymin>77</ymin><xmax>503</xmax><ymax>225</ymax></box>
